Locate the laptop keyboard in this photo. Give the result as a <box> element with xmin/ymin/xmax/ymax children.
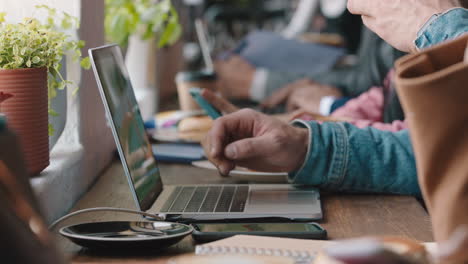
<box><xmin>161</xmin><ymin>186</ymin><xmax>249</xmax><ymax>213</ymax></box>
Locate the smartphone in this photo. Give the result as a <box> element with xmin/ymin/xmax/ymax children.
<box><xmin>189</xmin><ymin>87</ymin><xmax>222</xmax><ymax>119</ymax></box>
<box><xmin>191</xmin><ymin>222</ymin><xmax>327</xmax><ymax>243</ymax></box>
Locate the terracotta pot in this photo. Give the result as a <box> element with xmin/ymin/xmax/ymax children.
<box><xmin>0</xmin><ymin>67</ymin><xmax>49</xmax><ymax>176</ymax></box>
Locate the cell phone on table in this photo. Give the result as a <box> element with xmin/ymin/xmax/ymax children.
<box><xmin>191</xmin><ymin>222</ymin><xmax>327</xmax><ymax>243</ymax></box>
<box><xmin>189</xmin><ymin>87</ymin><xmax>222</xmax><ymax>119</ymax></box>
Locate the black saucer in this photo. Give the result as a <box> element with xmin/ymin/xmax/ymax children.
<box><xmin>59</xmin><ymin>221</ymin><xmax>193</xmax><ymax>250</ymax></box>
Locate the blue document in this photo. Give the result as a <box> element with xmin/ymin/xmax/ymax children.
<box><xmin>152</xmin><ymin>143</ymin><xmax>205</xmax><ymax>164</ymax></box>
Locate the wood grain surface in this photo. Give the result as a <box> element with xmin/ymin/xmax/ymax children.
<box><xmin>56</xmin><ymin>161</ymin><xmax>433</xmax><ymax>263</ymax></box>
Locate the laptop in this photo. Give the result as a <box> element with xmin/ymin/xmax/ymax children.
<box><xmin>88</xmin><ymin>44</ymin><xmax>322</xmax><ymax>221</ymax></box>
<box><xmin>195</xmin><ymin>19</ymin><xmax>214</xmax><ymax>72</ymax></box>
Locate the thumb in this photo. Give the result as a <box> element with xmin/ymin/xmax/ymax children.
<box><xmin>224</xmin><ymin>136</ymin><xmax>271</xmax><ymax>161</ymax></box>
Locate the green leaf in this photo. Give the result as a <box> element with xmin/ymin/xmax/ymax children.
<box><xmin>48</xmin><ymin>108</ymin><xmax>59</xmax><ymax>117</ymax></box>
<box><xmin>104</xmin><ymin>0</ymin><xmax>180</xmax><ymax>47</ymax></box>
<box><xmin>32</xmin><ymin>56</ymin><xmax>41</xmax><ymax>63</ymax></box>
<box><xmin>0</xmin><ymin>13</ymin><xmax>6</xmax><ymax>23</ymax></box>
<box><xmin>48</xmin><ymin>123</ymin><xmax>55</xmax><ymax>136</ymax></box>
<box><xmin>12</xmin><ymin>45</ymin><xmax>19</xmax><ymax>56</ymax></box>
<box><xmin>61</xmin><ymin>18</ymin><xmax>72</xmax><ymax>30</ymax></box>
<box><xmin>80</xmin><ymin>57</ymin><xmax>91</xmax><ymax>69</ymax></box>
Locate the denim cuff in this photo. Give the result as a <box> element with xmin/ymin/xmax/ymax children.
<box><xmin>415</xmin><ymin>8</ymin><xmax>468</xmax><ymax>50</ymax></box>
<box><xmin>288</xmin><ymin>119</ymin><xmax>317</xmax><ymax>184</ymax></box>
<box><xmin>288</xmin><ymin>120</ymin><xmax>349</xmax><ymax>189</ymax></box>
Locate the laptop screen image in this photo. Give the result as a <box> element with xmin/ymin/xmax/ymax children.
<box><xmin>90</xmin><ymin>45</ymin><xmax>162</xmax><ymax>211</ymax></box>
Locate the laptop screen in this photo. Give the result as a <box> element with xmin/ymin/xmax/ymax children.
<box><xmin>195</xmin><ymin>19</ymin><xmax>214</xmax><ymax>72</ymax></box>
<box><xmin>89</xmin><ymin>45</ymin><xmax>162</xmax><ymax>211</ymax></box>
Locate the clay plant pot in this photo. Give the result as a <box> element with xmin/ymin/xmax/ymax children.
<box><xmin>0</xmin><ymin>67</ymin><xmax>49</xmax><ymax>176</ymax></box>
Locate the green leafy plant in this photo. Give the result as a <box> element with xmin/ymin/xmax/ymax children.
<box><xmin>105</xmin><ymin>0</ymin><xmax>182</xmax><ymax>47</ymax></box>
<box><xmin>0</xmin><ymin>6</ymin><xmax>90</xmax><ymax>135</ymax></box>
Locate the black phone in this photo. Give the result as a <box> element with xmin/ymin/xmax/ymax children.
<box><xmin>191</xmin><ymin>222</ymin><xmax>327</xmax><ymax>243</ymax></box>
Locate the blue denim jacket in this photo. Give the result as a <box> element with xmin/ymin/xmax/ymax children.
<box><xmin>287</xmin><ymin>8</ymin><xmax>468</xmax><ymax>196</ymax></box>
<box><xmin>415</xmin><ymin>8</ymin><xmax>468</xmax><ymax>49</ymax></box>
<box><xmin>289</xmin><ymin>121</ymin><xmax>420</xmax><ymax>196</ymax></box>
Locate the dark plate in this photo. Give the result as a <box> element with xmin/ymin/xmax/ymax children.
<box><xmin>59</xmin><ymin>221</ymin><xmax>193</xmax><ymax>250</ymax></box>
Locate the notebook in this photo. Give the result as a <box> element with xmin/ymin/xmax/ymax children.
<box><xmin>195</xmin><ymin>235</ymin><xmax>334</xmax><ymax>263</ymax></box>
<box><xmin>195</xmin><ymin>235</ymin><xmax>438</xmax><ymax>264</ymax></box>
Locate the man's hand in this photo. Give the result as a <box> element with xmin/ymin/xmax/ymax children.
<box><xmin>215</xmin><ymin>55</ymin><xmax>255</xmax><ymax>99</ymax></box>
<box><xmin>347</xmin><ymin>0</ymin><xmax>461</xmax><ymax>52</ymax></box>
<box><xmin>202</xmin><ymin>109</ymin><xmax>309</xmax><ymax>176</ymax></box>
<box><xmin>200</xmin><ymin>89</ymin><xmax>239</xmax><ymax>114</ymax></box>
<box><xmin>261</xmin><ymin>78</ymin><xmax>342</xmax><ymax>113</ymax></box>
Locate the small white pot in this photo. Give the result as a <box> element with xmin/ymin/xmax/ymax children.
<box><xmin>125</xmin><ymin>34</ymin><xmax>158</xmax><ymax>120</ymax></box>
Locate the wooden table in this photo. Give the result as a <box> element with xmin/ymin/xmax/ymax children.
<box><xmin>58</xmin><ymin>160</ymin><xmax>433</xmax><ymax>263</ymax></box>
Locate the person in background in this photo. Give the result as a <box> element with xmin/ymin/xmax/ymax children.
<box><xmin>217</xmin><ymin>27</ymin><xmax>406</xmax><ymax>123</ymax></box>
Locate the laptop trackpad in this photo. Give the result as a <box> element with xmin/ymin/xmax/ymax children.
<box><xmin>246</xmin><ymin>190</ymin><xmax>319</xmax><ymax>213</ymax></box>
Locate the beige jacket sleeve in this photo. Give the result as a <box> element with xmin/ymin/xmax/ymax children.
<box><xmin>395</xmin><ymin>35</ymin><xmax>468</xmax><ymax>263</ymax></box>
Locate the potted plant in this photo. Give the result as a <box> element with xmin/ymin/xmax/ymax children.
<box><xmin>0</xmin><ymin>92</ymin><xmax>13</xmax><ymax>110</ymax></box>
<box><xmin>105</xmin><ymin>0</ymin><xmax>181</xmax><ymax>119</ymax></box>
<box><xmin>0</xmin><ymin>6</ymin><xmax>90</xmax><ymax>176</ymax></box>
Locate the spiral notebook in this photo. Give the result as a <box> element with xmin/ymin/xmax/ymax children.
<box><xmin>195</xmin><ymin>235</ymin><xmax>334</xmax><ymax>263</ymax></box>
<box><xmin>195</xmin><ymin>235</ymin><xmax>438</xmax><ymax>263</ymax></box>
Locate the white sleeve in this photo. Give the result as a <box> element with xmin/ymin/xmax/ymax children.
<box><xmin>249</xmin><ymin>68</ymin><xmax>270</xmax><ymax>102</ymax></box>
<box><xmin>319</xmin><ymin>96</ymin><xmax>337</xmax><ymax>116</ymax></box>
<box><xmin>282</xmin><ymin>0</ymin><xmax>319</xmax><ymax>39</ymax></box>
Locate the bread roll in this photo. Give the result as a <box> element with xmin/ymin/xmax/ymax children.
<box><xmin>178</xmin><ymin>116</ymin><xmax>213</xmax><ymax>142</ymax></box>
<box><xmin>178</xmin><ymin>116</ymin><xmax>213</xmax><ymax>133</ymax></box>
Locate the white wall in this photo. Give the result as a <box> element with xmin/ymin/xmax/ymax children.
<box><xmin>0</xmin><ymin>0</ymin><xmax>80</xmax><ymax>23</ymax></box>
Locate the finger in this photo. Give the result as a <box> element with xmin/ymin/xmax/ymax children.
<box><xmin>288</xmin><ymin>109</ymin><xmax>308</xmax><ymax>121</ymax></box>
<box><xmin>208</xmin><ymin>109</ymin><xmax>258</xmax><ymax>158</ymax></box>
<box><xmin>201</xmin><ymin>89</ymin><xmax>238</xmax><ymax>114</ymax></box>
<box><xmin>347</xmin><ymin>0</ymin><xmax>373</xmax><ymax>16</ymax></box>
<box><xmin>224</xmin><ymin>136</ymin><xmax>272</xmax><ymax>161</ymax></box>
<box><xmin>202</xmin><ymin>130</ymin><xmax>235</xmax><ymax>177</ymax></box>
<box><xmin>217</xmin><ymin>160</ymin><xmax>236</xmax><ymax>177</ymax></box>
<box><xmin>260</xmin><ymin>85</ymin><xmax>293</xmax><ymax>109</ymax></box>
<box><xmin>207</xmin><ymin>109</ymin><xmax>259</xmax><ymax>175</ymax></box>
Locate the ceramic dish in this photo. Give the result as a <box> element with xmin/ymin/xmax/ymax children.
<box><xmin>60</xmin><ymin>221</ymin><xmax>193</xmax><ymax>250</ymax></box>
<box><xmin>192</xmin><ymin>160</ymin><xmax>288</xmax><ymax>183</ymax></box>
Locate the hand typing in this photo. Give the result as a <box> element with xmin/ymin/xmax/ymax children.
<box><xmin>201</xmin><ymin>109</ymin><xmax>309</xmax><ymax>176</ymax></box>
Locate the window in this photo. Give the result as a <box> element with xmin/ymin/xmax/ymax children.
<box><xmin>1</xmin><ymin>0</ymin><xmax>115</xmax><ymax>223</ymax></box>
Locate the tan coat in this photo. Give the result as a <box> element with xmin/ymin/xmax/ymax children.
<box><xmin>396</xmin><ymin>35</ymin><xmax>468</xmax><ymax>263</ymax></box>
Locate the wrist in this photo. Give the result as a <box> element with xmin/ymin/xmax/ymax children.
<box><xmin>291</xmin><ymin>126</ymin><xmax>310</xmax><ymax>172</ymax></box>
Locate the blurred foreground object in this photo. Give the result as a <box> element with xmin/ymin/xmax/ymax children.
<box><xmin>396</xmin><ymin>35</ymin><xmax>468</xmax><ymax>263</ymax></box>
<box><xmin>0</xmin><ymin>116</ymin><xmax>65</xmax><ymax>263</ymax></box>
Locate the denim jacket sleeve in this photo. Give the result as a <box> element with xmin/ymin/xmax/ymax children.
<box><xmin>289</xmin><ymin>120</ymin><xmax>420</xmax><ymax>196</ymax></box>
<box><xmin>415</xmin><ymin>8</ymin><xmax>468</xmax><ymax>50</ymax></box>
